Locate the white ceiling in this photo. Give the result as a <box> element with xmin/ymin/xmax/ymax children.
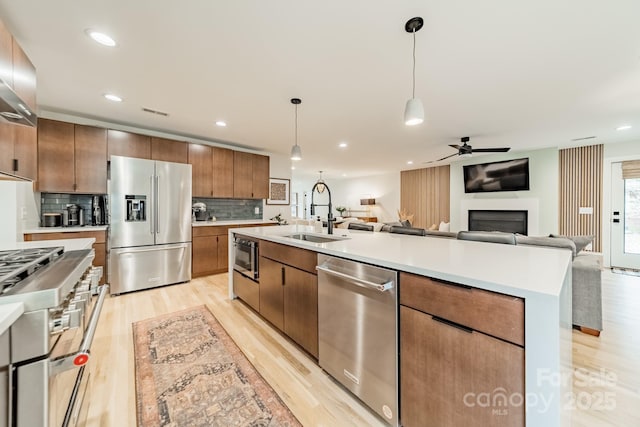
<box><xmin>1</xmin><ymin>0</ymin><xmax>640</xmax><ymax>179</ymax></box>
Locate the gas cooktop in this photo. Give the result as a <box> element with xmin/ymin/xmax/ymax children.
<box><xmin>0</xmin><ymin>247</ymin><xmax>65</xmax><ymax>293</ymax></box>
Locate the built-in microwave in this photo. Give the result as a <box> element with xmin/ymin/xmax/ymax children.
<box><xmin>233</xmin><ymin>237</ymin><xmax>258</xmax><ymax>280</ymax></box>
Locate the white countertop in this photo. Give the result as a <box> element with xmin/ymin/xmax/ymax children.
<box><xmin>231</xmin><ymin>224</ymin><xmax>572</xmax><ymax>299</ymax></box>
<box><xmin>193</xmin><ymin>219</ymin><xmax>277</xmax><ymax>227</ymax></box>
<box><xmin>23</xmin><ymin>225</ymin><xmax>108</xmax><ymax>233</ymax></box>
<box><xmin>0</xmin><ymin>302</ymin><xmax>24</xmax><ymax>335</ymax></box>
<box><xmin>0</xmin><ymin>238</ymin><xmax>95</xmax><ymax>251</ymax></box>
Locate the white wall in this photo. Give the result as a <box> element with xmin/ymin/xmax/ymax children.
<box><xmin>449</xmin><ymin>147</ymin><xmax>559</xmax><ymax>235</ymax></box>
<box><xmin>602</xmin><ymin>139</ymin><xmax>640</xmax><ymax>266</ymax></box>
<box><xmin>291</xmin><ymin>172</ymin><xmax>400</xmax><ymax>223</ymax></box>
<box><xmin>0</xmin><ymin>181</ymin><xmax>38</xmax><ymax>243</ymax></box>
<box><xmin>262</xmin><ymin>153</ymin><xmax>293</xmax><ymax>221</ymax></box>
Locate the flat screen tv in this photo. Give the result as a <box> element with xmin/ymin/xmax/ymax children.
<box><xmin>463</xmin><ymin>158</ymin><xmax>530</xmax><ymax>193</ymax></box>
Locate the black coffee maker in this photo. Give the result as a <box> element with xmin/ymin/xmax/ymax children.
<box><xmin>92</xmin><ymin>195</ymin><xmax>107</xmax><ymax>225</ymax></box>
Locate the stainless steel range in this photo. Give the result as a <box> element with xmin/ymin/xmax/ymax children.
<box><xmin>0</xmin><ymin>246</ymin><xmax>107</xmax><ymax>427</ymax></box>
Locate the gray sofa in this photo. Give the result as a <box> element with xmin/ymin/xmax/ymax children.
<box><xmin>451</xmin><ymin>231</ymin><xmax>602</xmax><ymax>336</ymax></box>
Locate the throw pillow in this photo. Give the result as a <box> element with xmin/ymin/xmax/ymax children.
<box><xmin>550</xmin><ymin>234</ymin><xmax>594</xmax><ymax>254</ymax></box>
<box><xmin>438</xmin><ymin>221</ymin><xmax>450</xmax><ymax>232</ymax></box>
<box><xmin>401</xmin><ymin>219</ymin><xmax>412</xmax><ymax>227</ymax></box>
<box><xmin>367</xmin><ymin>222</ymin><xmax>384</xmax><ymax>232</ymax></box>
<box><xmin>428</xmin><ymin>223</ymin><xmax>438</xmax><ymax>231</ymax></box>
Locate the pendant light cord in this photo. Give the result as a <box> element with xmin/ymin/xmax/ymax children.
<box><xmin>295</xmin><ymin>104</ymin><xmax>298</xmax><ymax>147</ymax></box>
<box><xmin>412</xmin><ymin>29</ymin><xmax>416</xmax><ymax>99</ymax></box>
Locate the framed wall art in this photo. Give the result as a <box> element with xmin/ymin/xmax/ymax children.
<box><xmin>267</xmin><ymin>178</ymin><xmax>290</xmax><ymax>205</ymax></box>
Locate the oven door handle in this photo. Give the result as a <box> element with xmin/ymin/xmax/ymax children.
<box><xmin>50</xmin><ymin>284</ymin><xmax>109</xmax><ymax>375</ymax></box>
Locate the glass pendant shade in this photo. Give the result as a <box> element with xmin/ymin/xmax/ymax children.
<box><xmin>404</xmin><ymin>98</ymin><xmax>424</xmax><ymax>126</ymax></box>
<box><xmin>290</xmin><ymin>144</ymin><xmax>302</xmax><ymax>161</ymax></box>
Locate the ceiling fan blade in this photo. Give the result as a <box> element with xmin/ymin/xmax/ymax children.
<box><xmin>423</xmin><ymin>152</ymin><xmax>459</xmax><ymax>163</ymax></box>
<box><xmin>448</xmin><ymin>144</ymin><xmax>462</xmax><ymax>150</ymax></box>
<box><xmin>471</xmin><ymin>147</ymin><xmax>511</xmax><ymax>153</ymax></box>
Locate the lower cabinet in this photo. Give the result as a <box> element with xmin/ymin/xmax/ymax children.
<box><xmin>256</xmin><ymin>242</ymin><xmax>319</xmax><ymax>359</ymax></box>
<box><xmin>399</xmin><ymin>272</ymin><xmax>525</xmax><ymax>426</ymax></box>
<box><xmin>233</xmin><ymin>270</ymin><xmax>259</xmax><ymax>312</ymax></box>
<box><xmin>24</xmin><ymin>231</ymin><xmax>107</xmax><ymax>285</ymax></box>
<box><xmin>192</xmin><ymin>226</ymin><xmax>229</xmax><ymax>277</ymax></box>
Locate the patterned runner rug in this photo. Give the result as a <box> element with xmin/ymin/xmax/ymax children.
<box><xmin>133</xmin><ymin>305</ymin><xmax>301</xmax><ymax>427</ymax></box>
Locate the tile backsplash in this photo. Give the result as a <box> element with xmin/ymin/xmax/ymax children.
<box><xmin>192</xmin><ymin>198</ymin><xmax>263</xmax><ymax>221</ymax></box>
<box><xmin>40</xmin><ymin>193</ymin><xmax>97</xmax><ymax>225</ymax></box>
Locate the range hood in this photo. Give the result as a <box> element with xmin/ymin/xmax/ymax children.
<box><xmin>0</xmin><ymin>79</ymin><xmax>37</xmax><ymax>127</ymax></box>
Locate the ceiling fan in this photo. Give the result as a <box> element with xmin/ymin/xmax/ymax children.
<box><xmin>426</xmin><ymin>137</ymin><xmax>511</xmax><ymax>163</ymax></box>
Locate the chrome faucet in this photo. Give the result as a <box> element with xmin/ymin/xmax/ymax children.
<box><xmin>310</xmin><ymin>173</ymin><xmax>334</xmax><ymax>234</ymax></box>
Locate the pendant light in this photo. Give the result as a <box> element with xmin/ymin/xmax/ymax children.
<box><xmin>404</xmin><ymin>17</ymin><xmax>424</xmax><ymax>126</ymax></box>
<box><xmin>315</xmin><ymin>171</ymin><xmax>326</xmax><ymax>193</ymax></box>
<box><xmin>290</xmin><ymin>98</ymin><xmax>302</xmax><ymax>161</ymax></box>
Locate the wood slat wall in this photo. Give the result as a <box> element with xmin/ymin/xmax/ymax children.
<box><xmin>559</xmin><ymin>144</ymin><xmax>603</xmax><ymax>252</ymax></box>
<box><xmin>400</xmin><ymin>165</ymin><xmax>450</xmax><ymax>229</ymax></box>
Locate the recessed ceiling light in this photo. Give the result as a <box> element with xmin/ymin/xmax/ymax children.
<box><xmin>616</xmin><ymin>125</ymin><xmax>632</xmax><ymax>131</ymax></box>
<box><xmin>339</xmin><ymin>142</ymin><xmax>348</xmax><ymax>148</ymax></box>
<box><xmin>85</xmin><ymin>30</ymin><xmax>117</xmax><ymax>47</ymax></box>
<box><xmin>215</xmin><ymin>121</ymin><xmax>227</xmax><ymax>127</ymax></box>
<box><xmin>291</xmin><ymin>166</ymin><xmax>296</xmax><ymax>170</ymax></box>
<box><xmin>342</xmin><ymin>173</ymin><xmax>347</xmax><ymax>177</ymax></box>
<box><xmin>104</xmin><ymin>93</ymin><xmax>122</xmax><ymax>102</ymax></box>
<box><xmin>407</xmin><ymin>161</ymin><xmax>414</xmax><ymax>165</ymax></box>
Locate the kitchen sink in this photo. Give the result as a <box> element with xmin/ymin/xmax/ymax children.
<box><xmin>282</xmin><ymin>233</ymin><xmax>349</xmax><ymax>243</ymax></box>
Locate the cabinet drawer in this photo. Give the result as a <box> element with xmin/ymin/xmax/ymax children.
<box><xmin>260</xmin><ymin>240</ymin><xmax>317</xmax><ymax>274</ymax></box>
<box><xmin>234</xmin><ymin>270</ymin><xmax>259</xmax><ymax>312</ymax></box>
<box><xmin>192</xmin><ymin>225</ymin><xmax>229</xmax><ymax>237</ymax></box>
<box><xmin>399</xmin><ymin>272</ymin><xmax>524</xmax><ymax>346</ymax></box>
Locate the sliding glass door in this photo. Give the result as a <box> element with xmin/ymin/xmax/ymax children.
<box><xmin>611</xmin><ymin>162</ymin><xmax>640</xmax><ymax>269</ymax></box>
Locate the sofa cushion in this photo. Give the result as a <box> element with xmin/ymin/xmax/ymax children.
<box><xmin>457</xmin><ymin>231</ymin><xmax>516</xmax><ymax>245</ymax></box>
<box><xmin>425</xmin><ymin>230</ymin><xmax>457</xmax><ymax>238</ymax></box>
<box><xmin>516</xmin><ymin>235</ymin><xmax>577</xmax><ymax>257</ymax></box>
<box><xmin>550</xmin><ymin>234</ymin><xmax>594</xmax><ymax>254</ymax></box>
<box><xmin>389</xmin><ymin>226</ymin><xmax>427</xmax><ymax>236</ymax></box>
<box><xmin>366</xmin><ymin>222</ymin><xmax>385</xmax><ymax>232</ymax></box>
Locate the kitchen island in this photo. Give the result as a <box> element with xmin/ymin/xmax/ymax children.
<box><xmin>229</xmin><ymin>224</ymin><xmax>572</xmax><ymax>427</ymax></box>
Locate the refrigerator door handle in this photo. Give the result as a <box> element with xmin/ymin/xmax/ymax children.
<box><xmin>155</xmin><ymin>175</ymin><xmax>160</xmax><ymax>235</ymax></box>
<box><xmin>149</xmin><ymin>175</ymin><xmax>154</xmax><ymax>235</ymax></box>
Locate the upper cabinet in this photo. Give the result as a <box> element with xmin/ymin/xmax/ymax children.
<box><xmin>0</xmin><ymin>18</ymin><xmax>37</xmax><ymax>181</ymax></box>
<box><xmin>234</xmin><ymin>152</ymin><xmax>269</xmax><ymax>199</ymax></box>
<box><xmin>212</xmin><ymin>147</ymin><xmax>234</xmax><ymax>198</ymax></box>
<box><xmin>107</xmin><ymin>130</ymin><xmax>151</xmax><ymax>159</ymax></box>
<box><xmin>151</xmin><ymin>137</ymin><xmax>188</xmax><ymax>163</ymax></box>
<box><xmin>37</xmin><ymin>119</ymin><xmax>107</xmax><ymax>193</ymax></box>
<box><xmin>189</xmin><ymin>144</ymin><xmax>239</xmax><ymax>198</ymax></box>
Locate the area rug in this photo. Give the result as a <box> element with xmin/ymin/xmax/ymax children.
<box><xmin>133</xmin><ymin>305</ymin><xmax>301</xmax><ymax>427</ymax></box>
<box><xmin>611</xmin><ymin>267</ymin><xmax>640</xmax><ymax>277</ymax></box>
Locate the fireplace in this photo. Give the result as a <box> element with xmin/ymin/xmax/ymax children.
<box><xmin>468</xmin><ymin>210</ymin><xmax>528</xmax><ymax>235</ymax></box>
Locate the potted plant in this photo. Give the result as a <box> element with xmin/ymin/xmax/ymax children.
<box><xmin>336</xmin><ymin>206</ymin><xmax>347</xmax><ymax>216</ymax></box>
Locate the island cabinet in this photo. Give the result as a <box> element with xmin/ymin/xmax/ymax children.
<box><xmin>107</xmin><ymin>129</ymin><xmax>151</xmax><ymax>159</ymax></box>
<box><xmin>24</xmin><ymin>230</ymin><xmax>107</xmax><ymax>285</ymax></box>
<box><xmin>233</xmin><ymin>152</ymin><xmax>269</xmax><ymax>199</ymax></box>
<box><xmin>257</xmin><ymin>240</ymin><xmax>318</xmax><ymax>358</ymax></box>
<box><xmin>192</xmin><ymin>226</ymin><xmax>229</xmax><ymax>277</ymax></box>
<box><xmin>37</xmin><ymin>119</ymin><xmax>107</xmax><ymax>193</ymax></box>
<box><xmin>399</xmin><ymin>272</ymin><xmax>525</xmax><ymax>427</ymax></box>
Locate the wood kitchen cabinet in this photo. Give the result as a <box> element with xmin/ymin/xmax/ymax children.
<box><xmin>0</xmin><ymin>19</ymin><xmax>13</xmax><ymax>88</ymax></box>
<box><xmin>233</xmin><ymin>152</ymin><xmax>269</xmax><ymax>199</ymax></box>
<box><xmin>11</xmin><ymin>39</ymin><xmax>36</xmax><ymax>112</ymax></box>
<box><xmin>399</xmin><ymin>272</ymin><xmax>525</xmax><ymax>426</ymax></box>
<box><xmin>188</xmin><ymin>143</ymin><xmax>214</xmax><ymax>197</ymax></box>
<box><xmin>212</xmin><ymin>147</ymin><xmax>234</xmax><ymax>197</ymax></box>
<box><xmin>37</xmin><ymin>119</ymin><xmax>107</xmax><ymax>193</ymax></box>
<box><xmin>107</xmin><ymin>129</ymin><xmax>151</xmax><ymax>159</ymax></box>
<box><xmin>257</xmin><ymin>240</ymin><xmax>318</xmax><ymax>358</ymax></box>
<box><xmin>0</xmin><ymin>121</ymin><xmax>37</xmax><ymax>181</ymax></box>
<box><xmin>24</xmin><ymin>230</ymin><xmax>107</xmax><ymax>285</ymax></box>
<box><xmin>192</xmin><ymin>226</ymin><xmax>229</xmax><ymax>277</ymax></box>
<box><xmin>151</xmin><ymin>137</ymin><xmax>188</xmax><ymax>163</ymax></box>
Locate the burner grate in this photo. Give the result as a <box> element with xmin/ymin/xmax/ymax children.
<box><xmin>0</xmin><ymin>246</ymin><xmax>65</xmax><ymax>293</ymax></box>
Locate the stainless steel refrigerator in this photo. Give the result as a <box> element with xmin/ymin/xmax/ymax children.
<box><xmin>108</xmin><ymin>155</ymin><xmax>192</xmax><ymax>295</ymax></box>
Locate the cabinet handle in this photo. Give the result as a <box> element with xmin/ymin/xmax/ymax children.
<box><xmin>281</xmin><ymin>266</ymin><xmax>285</xmax><ymax>286</ymax></box>
<box><xmin>432</xmin><ymin>316</ymin><xmax>473</xmax><ymax>333</ymax></box>
<box><xmin>429</xmin><ymin>277</ymin><xmax>472</xmax><ymax>290</ymax></box>
<box><xmin>12</xmin><ymin>159</ymin><xmax>18</xmax><ymax>172</ymax></box>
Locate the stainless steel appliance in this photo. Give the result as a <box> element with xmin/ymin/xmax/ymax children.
<box><xmin>192</xmin><ymin>202</ymin><xmax>208</xmax><ymax>221</ymax></box>
<box><xmin>108</xmin><ymin>156</ymin><xmax>192</xmax><ymax>295</ymax></box>
<box><xmin>233</xmin><ymin>237</ymin><xmax>258</xmax><ymax>280</ymax></box>
<box><xmin>43</xmin><ymin>213</ymin><xmax>62</xmax><ymax>227</ymax></box>
<box><xmin>91</xmin><ymin>195</ymin><xmax>106</xmax><ymax>226</ymax></box>
<box><xmin>0</xmin><ymin>246</ymin><xmax>107</xmax><ymax>427</ymax></box>
<box><xmin>317</xmin><ymin>254</ymin><xmax>399</xmax><ymax>426</ymax></box>
<box><xmin>65</xmin><ymin>204</ymin><xmax>84</xmax><ymax>227</ymax></box>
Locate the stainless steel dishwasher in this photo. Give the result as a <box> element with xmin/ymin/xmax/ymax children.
<box><xmin>317</xmin><ymin>254</ymin><xmax>398</xmax><ymax>427</ymax></box>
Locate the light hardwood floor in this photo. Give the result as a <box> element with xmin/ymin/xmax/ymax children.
<box><xmin>85</xmin><ymin>270</ymin><xmax>640</xmax><ymax>426</ymax></box>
